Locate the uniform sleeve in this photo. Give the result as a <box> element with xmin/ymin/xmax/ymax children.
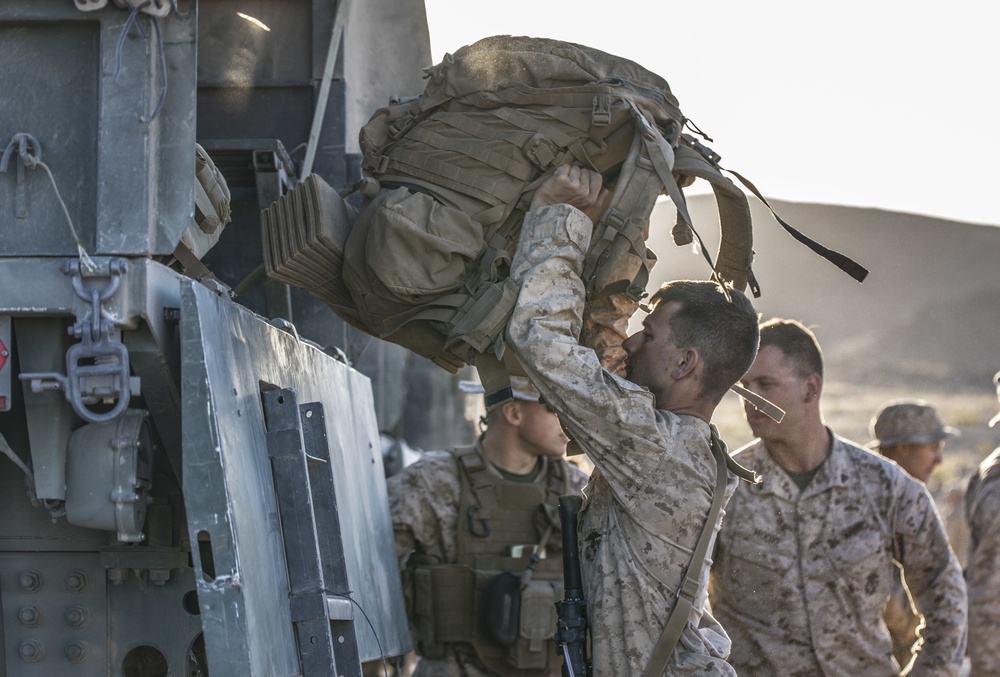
<box><xmin>891</xmin><ymin>478</ymin><xmax>967</xmax><ymax>675</ymax></box>
<box><xmin>967</xmin><ymin>483</ymin><xmax>1000</xmax><ymax>676</ymax></box>
<box><xmin>385</xmin><ymin>456</ymin><xmax>458</xmax><ymax>567</ymax></box>
<box><xmin>581</xmin><ymin>293</ymin><xmax>639</xmax><ymax>377</ymax></box>
<box><xmin>505</xmin><ymin>203</ymin><xmax>671</xmax><ymax>511</ymax></box>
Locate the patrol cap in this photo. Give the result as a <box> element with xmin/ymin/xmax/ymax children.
<box><xmin>868</xmin><ymin>401</ymin><xmax>959</xmax><ymax>448</ymax></box>
<box><xmin>989</xmin><ymin>370</ymin><xmax>1000</xmax><ymax>428</ymax></box>
<box><xmin>459</xmin><ymin>376</ymin><xmax>541</xmax><ymax>411</ymax></box>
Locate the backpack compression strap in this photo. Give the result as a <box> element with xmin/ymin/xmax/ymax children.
<box><xmin>726</xmin><ymin>169</ymin><xmax>869</xmax><ymax>284</ymax></box>
<box><xmin>583</xmin><ymin>132</ymin><xmax>660</xmax><ymax>301</ymax></box>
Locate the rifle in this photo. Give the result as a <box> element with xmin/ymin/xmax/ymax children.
<box><xmin>555</xmin><ymin>494</ymin><xmax>591</xmax><ymax>677</ymax></box>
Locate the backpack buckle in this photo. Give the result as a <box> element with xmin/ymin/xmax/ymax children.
<box><xmin>592</xmin><ymin>95</ymin><xmax>612</xmax><ymax>126</ymax></box>
<box><xmin>684</xmin><ymin>135</ymin><xmax>722</xmax><ymax>166</ymax></box>
<box><xmin>524</xmin><ymin>134</ymin><xmax>557</xmax><ymax>169</ymax></box>
<box><xmin>660</xmin><ymin>119</ymin><xmax>680</xmax><ymax>146</ymax></box>
<box><xmin>361</xmin><ymin>150</ymin><xmax>391</xmax><ymax>175</ymax></box>
<box><xmin>389</xmin><ymin>113</ymin><xmax>417</xmax><ymax>140</ymax></box>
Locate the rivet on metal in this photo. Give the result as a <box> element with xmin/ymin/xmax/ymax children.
<box><xmin>18</xmin><ymin>640</ymin><xmax>43</xmax><ymax>663</ymax></box>
<box><xmin>18</xmin><ymin>570</ymin><xmax>43</xmax><ymax>593</ymax></box>
<box><xmin>18</xmin><ymin>606</ymin><xmax>42</xmax><ymax>627</ymax></box>
<box><xmin>65</xmin><ymin>604</ymin><xmax>90</xmax><ymax>629</ymax></box>
<box><xmin>65</xmin><ymin>641</ymin><xmax>90</xmax><ymax>664</ymax></box>
<box><xmin>65</xmin><ymin>570</ymin><xmax>88</xmax><ymax>593</ymax></box>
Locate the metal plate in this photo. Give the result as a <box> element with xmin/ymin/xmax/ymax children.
<box><xmin>181</xmin><ymin>280</ymin><xmax>408</xmax><ymax>676</ymax></box>
<box><xmin>0</xmin><ymin>1</ymin><xmax>196</xmax><ymax>256</ymax></box>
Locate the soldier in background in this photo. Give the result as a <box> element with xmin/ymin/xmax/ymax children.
<box><xmin>870</xmin><ymin>401</ymin><xmax>958</xmax><ymax>483</ymax></box>
<box><xmin>965</xmin><ymin>370</ymin><xmax>1000</xmax><ymax>676</ymax></box>
<box><xmin>868</xmin><ymin>401</ymin><xmax>960</xmax><ymax>671</ymax></box>
<box><xmin>710</xmin><ymin>319</ymin><xmax>967</xmax><ymax>676</ymax></box>
<box><xmin>386</xmin><ymin>375</ymin><xmax>588</xmax><ymax>677</ymax></box>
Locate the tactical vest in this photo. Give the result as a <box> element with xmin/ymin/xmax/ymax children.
<box><xmin>409</xmin><ymin>445</ymin><xmax>572</xmax><ymax>675</ymax></box>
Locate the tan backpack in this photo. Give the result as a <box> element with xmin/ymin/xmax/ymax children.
<box><xmin>263</xmin><ymin>35</ymin><xmax>866</xmax><ymax>402</ymax></box>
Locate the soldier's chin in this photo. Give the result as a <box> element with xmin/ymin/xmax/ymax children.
<box><xmin>746</xmin><ymin>414</ymin><xmax>771</xmax><ymax>435</ymax></box>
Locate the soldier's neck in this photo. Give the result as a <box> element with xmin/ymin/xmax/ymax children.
<box><xmin>481</xmin><ymin>432</ymin><xmax>542</xmax><ymax>476</ymax></box>
<box><xmin>765</xmin><ymin>421</ymin><xmax>832</xmax><ymax>473</ymax></box>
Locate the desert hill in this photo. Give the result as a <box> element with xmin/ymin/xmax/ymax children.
<box><xmin>647</xmin><ymin>195</ymin><xmax>1000</xmax><ymax>476</ymax></box>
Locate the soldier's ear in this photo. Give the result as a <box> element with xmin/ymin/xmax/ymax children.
<box><xmin>803</xmin><ymin>373</ymin><xmax>822</xmax><ymax>403</ymax></box>
<box><xmin>499</xmin><ymin>400</ymin><xmax>522</xmax><ymax>426</ymax></box>
<box><xmin>671</xmin><ymin>348</ymin><xmax>700</xmax><ymax>381</ymax></box>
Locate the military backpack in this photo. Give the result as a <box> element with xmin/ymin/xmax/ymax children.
<box><xmin>263</xmin><ymin>35</ymin><xmax>866</xmax><ymax>402</ymax></box>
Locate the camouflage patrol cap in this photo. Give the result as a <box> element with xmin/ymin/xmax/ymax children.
<box><xmin>989</xmin><ymin>370</ymin><xmax>1000</xmax><ymax>428</ymax></box>
<box><xmin>459</xmin><ymin>376</ymin><xmax>542</xmax><ymax>411</ymax></box>
<box><xmin>868</xmin><ymin>400</ymin><xmax>959</xmax><ymax>448</ymax></box>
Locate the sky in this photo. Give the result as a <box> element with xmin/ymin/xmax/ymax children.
<box><xmin>422</xmin><ymin>0</ymin><xmax>999</xmax><ymax>226</ymax></box>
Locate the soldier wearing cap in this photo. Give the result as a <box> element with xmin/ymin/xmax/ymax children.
<box><xmin>868</xmin><ymin>400</ymin><xmax>960</xmax><ymax>671</ymax></box>
<box><xmin>386</xmin><ymin>375</ymin><xmax>588</xmax><ymax>677</ymax></box>
<box><xmin>870</xmin><ymin>401</ymin><xmax>959</xmax><ymax>483</ymax></box>
<box><xmin>966</xmin><ymin>370</ymin><xmax>1000</xmax><ymax>676</ymax></box>
<box><xmin>710</xmin><ymin>319</ymin><xmax>967</xmax><ymax>676</ymax></box>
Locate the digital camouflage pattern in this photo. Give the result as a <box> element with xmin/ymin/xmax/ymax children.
<box><xmin>581</xmin><ymin>293</ymin><xmax>638</xmax><ymax>378</ymax></box>
<box><xmin>966</xmin><ymin>446</ymin><xmax>1000</xmax><ymax>676</ymax></box>
<box><xmin>506</xmin><ymin>204</ymin><xmax>739</xmax><ymax>676</ymax></box>
<box><xmin>710</xmin><ymin>435</ymin><xmax>967</xmax><ymax>676</ymax></box>
<box><xmin>387</xmin><ymin>443</ymin><xmax>588</xmax><ymax>677</ymax></box>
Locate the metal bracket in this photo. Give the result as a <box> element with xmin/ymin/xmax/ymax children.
<box><xmin>0</xmin><ymin>132</ymin><xmax>42</xmax><ymax>219</ymax></box>
<box><xmin>19</xmin><ymin>257</ymin><xmax>138</xmax><ymax>424</ymax></box>
<box><xmin>262</xmin><ymin>389</ymin><xmax>363</xmax><ymax>677</ymax></box>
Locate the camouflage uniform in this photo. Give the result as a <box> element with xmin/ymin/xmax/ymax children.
<box><xmin>966</xmin><ymin>446</ymin><xmax>1000</xmax><ymax>676</ymax></box>
<box><xmin>387</xmin><ymin>443</ymin><xmax>589</xmax><ymax>677</ymax></box>
<box><xmin>710</xmin><ymin>434</ymin><xmax>967</xmax><ymax>676</ymax></box>
<box><xmin>506</xmin><ymin>204</ymin><xmax>739</xmax><ymax>676</ymax></box>
<box><xmin>867</xmin><ymin>401</ymin><xmax>961</xmax><ymax>671</ymax></box>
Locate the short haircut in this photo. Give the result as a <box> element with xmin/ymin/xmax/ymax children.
<box><xmin>758</xmin><ymin>318</ymin><xmax>824</xmax><ymax>378</ymax></box>
<box><xmin>650</xmin><ymin>280</ymin><xmax>759</xmax><ymax>400</ymax></box>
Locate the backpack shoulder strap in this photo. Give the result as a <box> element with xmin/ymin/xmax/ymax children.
<box><xmin>545</xmin><ymin>456</ymin><xmax>571</xmax><ymax>502</ymax></box>
<box><xmin>641</xmin><ymin>427</ymin><xmax>732</xmax><ymax>677</ymax></box>
<box><xmin>671</xmin><ymin>137</ymin><xmax>754</xmax><ymax>294</ymax></box>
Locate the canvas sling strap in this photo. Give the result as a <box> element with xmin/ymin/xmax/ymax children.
<box><xmin>641</xmin><ymin>427</ymin><xmax>759</xmax><ymax>677</ymax></box>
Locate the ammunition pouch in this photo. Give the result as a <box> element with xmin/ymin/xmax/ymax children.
<box><xmin>411</xmin><ymin>556</ymin><xmax>562</xmax><ymax>674</ymax></box>
<box><xmin>412</xmin><ymin>564</ymin><xmax>474</xmax><ymax>658</ymax></box>
<box><xmin>481</xmin><ymin>571</ymin><xmax>521</xmax><ymax>646</ymax></box>
<box><xmin>479</xmin><ymin>571</ymin><xmax>559</xmax><ymax>669</ymax></box>
<box><xmin>505</xmin><ymin>578</ymin><xmax>559</xmax><ymax>669</ymax></box>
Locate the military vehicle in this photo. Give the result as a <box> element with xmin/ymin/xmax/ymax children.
<box><xmin>0</xmin><ymin>1</ymin><xmax>438</xmax><ymax>674</ymax></box>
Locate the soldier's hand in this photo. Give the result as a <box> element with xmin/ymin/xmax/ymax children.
<box><xmin>530</xmin><ymin>164</ymin><xmax>609</xmax><ymax>220</ymax></box>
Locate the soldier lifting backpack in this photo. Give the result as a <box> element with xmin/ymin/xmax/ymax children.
<box><xmin>262</xmin><ymin>34</ymin><xmax>867</xmax><ymax>405</ymax></box>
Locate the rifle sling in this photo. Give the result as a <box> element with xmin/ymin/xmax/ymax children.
<box><xmin>641</xmin><ymin>428</ymin><xmax>732</xmax><ymax>677</ymax></box>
